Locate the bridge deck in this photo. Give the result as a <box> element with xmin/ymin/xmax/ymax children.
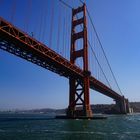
<box><xmin>0</xmin><ymin>17</ymin><xmax>122</xmax><ymax>101</ymax></box>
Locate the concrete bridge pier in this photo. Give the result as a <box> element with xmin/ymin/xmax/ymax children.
<box><xmin>125</xmin><ymin>98</ymin><xmax>130</xmax><ymax>113</ymax></box>
<box><xmin>115</xmin><ymin>96</ymin><xmax>130</xmax><ymax>114</ymax></box>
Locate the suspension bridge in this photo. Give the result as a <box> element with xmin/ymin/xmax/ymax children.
<box><xmin>0</xmin><ymin>0</ymin><xmax>129</xmax><ymax>118</ymax></box>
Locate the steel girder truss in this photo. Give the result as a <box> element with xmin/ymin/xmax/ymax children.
<box><xmin>0</xmin><ymin>17</ymin><xmax>124</xmax><ymax>101</ymax></box>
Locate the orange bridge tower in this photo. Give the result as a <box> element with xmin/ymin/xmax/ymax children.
<box><xmin>67</xmin><ymin>4</ymin><xmax>93</xmax><ymax>118</ymax></box>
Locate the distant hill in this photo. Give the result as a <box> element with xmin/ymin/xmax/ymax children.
<box><xmin>1</xmin><ymin>102</ymin><xmax>140</xmax><ymax>114</ymax></box>
<box><xmin>91</xmin><ymin>102</ymin><xmax>140</xmax><ymax>114</ymax></box>
<box><xmin>130</xmin><ymin>102</ymin><xmax>140</xmax><ymax>112</ymax></box>
<box><xmin>33</xmin><ymin>102</ymin><xmax>140</xmax><ymax>114</ymax></box>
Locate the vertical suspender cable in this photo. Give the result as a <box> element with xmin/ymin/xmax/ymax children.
<box><xmin>57</xmin><ymin>4</ymin><xmax>61</xmax><ymax>54</ymax></box>
<box><xmin>25</xmin><ymin>0</ymin><xmax>32</xmax><ymax>32</ymax></box>
<box><xmin>67</xmin><ymin>11</ymin><xmax>70</xmax><ymax>59</ymax></box>
<box><xmin>62</xmin><ymin>16</ymin><xmax>65</xmax><ymax>57</ymax></box>
<box><xmin>49</xmin><ymin>0</ymin><xmax>54</xmax><ymax>49</ymax></box>
<box><xmin>41</xmin><ymin>4</ymin><xmax>45</xmax><ymax>43</ymax></box>
<box><xmin>64</xmin><ymin>9</ymin><xmax>66</xmax><ymax>58</ymax></box>
<box><xmin>65</xmin><ymin>11</ymin><xmax>68</xmax><ymax>59</ymax></box>
<box><xmin>43</xmin><ymin>0</ymin><xmax>49</xmax><ymax>45</ymax></box>
<box><xmin>67</xmin><ymin>12</ymin><xmax>70</xmax><ymax>60</ymax></box>
<box><xmin>11</xmin><ymin>0</ymin><xmax>17</xmax><ymax>23</ymax></box>
<box><xmin>39</xmin><ymin>3</ymin><xmax>45</xmax><ymax>42</ymax></box>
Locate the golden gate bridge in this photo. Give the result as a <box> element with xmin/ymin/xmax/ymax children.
<box><xmin>0</xmin><ymin>0</ymin><xmax>129</xmax><ymax>118</ymax></box>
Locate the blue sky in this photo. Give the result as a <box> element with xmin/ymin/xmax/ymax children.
<box><xmin>0</xmin><ymin>0</ymin><xmax>140</xmax><ymax>110</ymax></box>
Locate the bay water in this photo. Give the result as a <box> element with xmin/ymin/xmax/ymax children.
<box><xmin>0</xmin><ymin>113</ymin><xmax>140</xmax><ymax>140</ymax></box>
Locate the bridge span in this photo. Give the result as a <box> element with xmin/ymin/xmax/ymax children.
<box><xmin>0</xmin><ymin>3</ymin><xmax>130</xmax><ymax>118</ymax></box>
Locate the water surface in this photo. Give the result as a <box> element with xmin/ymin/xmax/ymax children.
<box><xmin>0</xmin><ymin>113</ymin><xmax>140</xmax><ymax>140</ymax></box>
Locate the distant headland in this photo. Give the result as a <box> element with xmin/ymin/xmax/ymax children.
<box><xmin>0</xmin><ymin>102</ymin><xmax>140</xmax><ymax>114</ymax></box>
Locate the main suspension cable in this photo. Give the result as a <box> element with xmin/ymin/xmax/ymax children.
<box><xmin>59</xmin><ymin>0</ymin><xmax>72</xmax><ymax>9</ymax></box>
<box><xmin>86</xmin><ymin>7</ymin><xmax>123</xmax><ymax>95</ymax></box>
<box><xmin>79</xmin><ymin>0</ymin><xmax>123</xmax><ymax>95</ymax></box>
<box><xmin>58</xmin><ymin>0</ymin><xmax>121</xmax><ymax>92</ymax></box>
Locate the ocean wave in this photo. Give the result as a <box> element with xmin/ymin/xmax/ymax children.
<box><xmin>0</xmin><ymin>129</ymin><xmax>5</xmax><ymax>132</ymax></box>
<box><xmin>42</xmin><ymin>130</ymin><xmax>140</xmax><ymax>135</ymax></box>
<box><xmin>43</xmin><ymin>130</ymin><xmax>106</xmax><ymax>135</ymax></box>
<box><xmin>0</xmin><ymin>117</ymin><xmax>55</xmax><ymax>122</ymax></box>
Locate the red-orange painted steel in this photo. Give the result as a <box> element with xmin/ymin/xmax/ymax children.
<box><xmin>0</xmin><ymin>16</ymin><xmax>124</xmax><ymax>100</ymax></box>
<box><xmin>0</xmin><ymin>14</ymin><xmax>127</xmax><ymax>114</ymax></box>
<box><xmin>67</xmin><ymin>4</ymin><xmax>92</xmax><ymax>117</ymax></box>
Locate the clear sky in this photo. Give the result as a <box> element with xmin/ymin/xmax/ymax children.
<box><xmin>0</xmin><ymin>0</ymin><xmax>140</xmax><ymax>110</ymax></box>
